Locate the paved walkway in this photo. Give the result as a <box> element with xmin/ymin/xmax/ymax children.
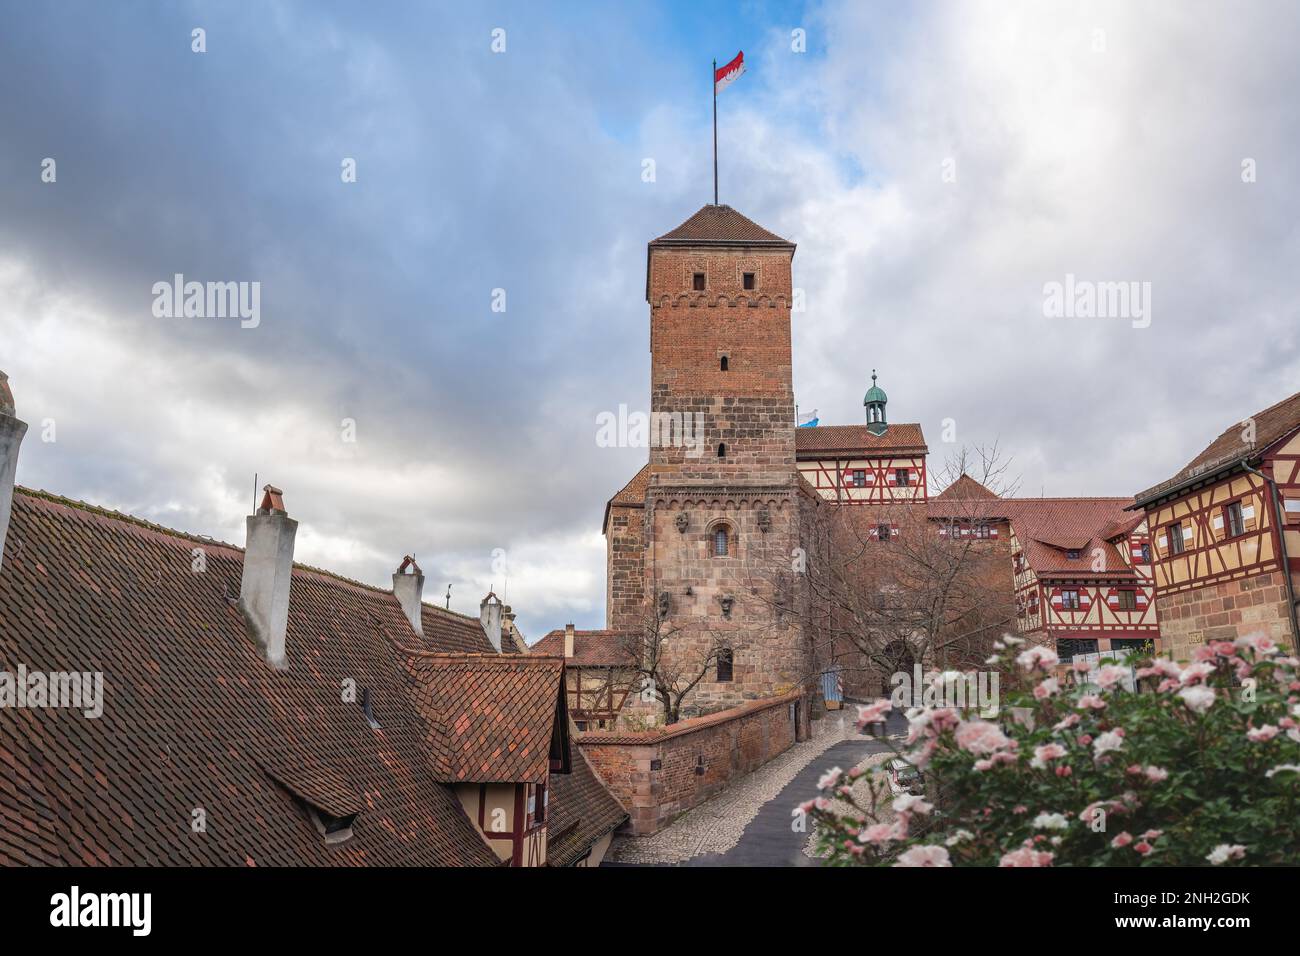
<box><xmin>608</xmin><ymin>709</ymin><xmax>907</xmax><ymax>867</ymax></box>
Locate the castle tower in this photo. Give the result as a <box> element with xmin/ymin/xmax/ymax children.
<box><xmin>633</xmin><ymin>204</ymin><xmax>813</xmax><ymax>724</ymax></box>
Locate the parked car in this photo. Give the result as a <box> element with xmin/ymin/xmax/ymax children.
<box><xmin>888</xmin><ymin>758</ymin><xmax>924</xmax><ymax>796</ymax></box>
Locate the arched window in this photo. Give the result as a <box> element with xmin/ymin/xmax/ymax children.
<box><xmin>717</xmin><ymin>443</ymin><xmax>727</xmax><ymax>458</ymax></box>
<box><xmin>713</xmin><ymin>527</ymin><xmax>729</xmax><ymax>557</ymax></box>
<box><xmin>720</xmin><ymin>355</ymin><xmax>729</xmax><ymax>371</ymax></box>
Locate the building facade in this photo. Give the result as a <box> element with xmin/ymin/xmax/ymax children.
<box><xmin>1133</xmin><ymin>391</ymin><xmax>1300</xmax><ymax>657</ymax></box>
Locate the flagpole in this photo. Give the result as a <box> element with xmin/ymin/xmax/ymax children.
<box><xmin>712</xmin><ymin>58</ymin><xmax>718</xmax><ymax>205</ymax></box>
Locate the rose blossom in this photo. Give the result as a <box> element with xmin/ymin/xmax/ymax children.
<box><xmin>1247</xmin><ymin>724</ymin><xmax>1279</xmax><ymax>742</ymax></box>
<box><xmin>1179</xmin><ymin>685</ymin><xmax>1216</xmax><ymax>714</ymax></box>
<box><xmin>856</xmin><ymin>699</ymin><xmax>892</xmax><ymax>729</ymax></box>
<box><xmin>999</xmin><ymin>847</ymin><xmax>1054</xmax><ymax>867</ymax></box>
<box><xmin>1206</xmin><ymin>844</ymin><xmax>1246</xmax><ymax>865</ymax></box>
<box><xmin>1031</xmin><ymin>743</ymin><xmax>1067</xmax><ymax>768</ymax></box>
<box><xmin>1016</xmin><ymin>645</ymin><xmax>1060</xmax><ymax>672</ymax></box>
<box><xmin>1093</xmin><ymin>730</ymin><xmax>1125</xmax><ymax>758</ymax></box>
<box><xmin>1110</xmin><ymin>832</ymin><xmax>1133</xmax><ymax>848</ymax></box>
<box><xmin>817</xmin><ymin>767</ymin><xmax>843</xmax><ymax>791</ymax></box>
<box><xmin>1096</xmin><ymin>665</ymin><xmax>1129</xmax><ymax>690</ymax></box>
<box><xmin>954</xmin><ymin>719</ymin><xmax>1015</xmax><ymax>755</ymax></box>
<box><xmin>894</xmin><ymin>845</ymin><xmax>951</xmax><ymax>867</ymax></box>
<box><xmin>893</xmin><ymin>794</ymin><xmax>933</xmax><ymax>816</ymax></box>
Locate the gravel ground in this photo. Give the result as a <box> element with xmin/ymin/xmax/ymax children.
<box><xmin>609</xmin><ymin>710</ymin><xmax>902</xmax><ymax>865</ymax></box>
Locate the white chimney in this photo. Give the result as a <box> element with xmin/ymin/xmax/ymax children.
<box><xmin>0</xmin><ymin>372</ymin><xmax>28</xmax><ymax>572</ymax></box>
<box><xmin>479</xmin><ymin>591</ymin><xmax>503</xmax><ymax>652</ymax></box>
<box><xmin>238</xmin><ymin>485</ymin><xmax>297</xmax><ymax>669</ymax></box>
<box><xmin>392</xmin><ymin>555</ymin><xmax>424</xmax><ymax>636</ymax></box>
<box><xmin>564</xmin><ymin>623</ymin><xmax>575</xmax><ymax>659</ymax></box>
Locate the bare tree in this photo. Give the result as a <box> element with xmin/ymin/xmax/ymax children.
<box><xmin>762</xmin><ymin>443</ymin><xmax>1021</xmax><ymax>699</ymax></box>
<box><xmin>620</xmin><ymin>599</ymin><xmax>731</xmax><ymax>726</ymax></box>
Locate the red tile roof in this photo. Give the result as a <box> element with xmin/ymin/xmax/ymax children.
<box><xmin>1135</xmin><ymin>389</ymin><xmax>1300</xmax><ymax>506</ymax></box>
<box><xmin>999</xmin><ymin>498</ymin><xmax>1140</xmax><ymax>579</ymax></box>
<box><xmin>531</xmin><ymin>629</ymin><xmax>636</xmax><ymax>667</ymax></box>
<box><xmin>545</xmin><ymin>725</ymin><xmax>628</xmax><ymax>867</ymax></box>
<box><xmin>420</xmin><ymin>604</ymin><xmax>497</xmax><ymax>654</ymax></box>
<box><xmin>405</xmin><ymin>654</ymin><xmax>568</xmax><ymax>784</ymax></box>
<box><xmin>650</xmin><ymin>205</ymin><xmax>792</xmax><ymax>246</ymax></box>
<box><xmin>795</xmin><ymin>423</ymin><xmax>928</xmax><ymax>458</ymax></box>
<box><xmin>0</xmin><ymin>489</ymin><xmax>499</xmax><ymax>866</ymax></box>
<box><xmin>935</xmin><ymin>474</ymin><xmax>999</xmax><ymax>500</ymax></box>
<box><xmin>603</xmin><ymin>463</ymin><xmax>650</xmax><ymax>533</ymax></box>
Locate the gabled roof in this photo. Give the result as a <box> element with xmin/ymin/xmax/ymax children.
<box><xmin>1001</xmin><ymin>498</ymin><xmax>1140</xmax><ymax>579</ymax></box>
<box><xmin>532</xmin><ymin>629</ymin><xmax>636</xmax><ymax>667</ymax></box>
<box><xmin>545</xmin><ymin>724</ymin><xmax>628</xmax><ymax>867</ymax></box>
<box><xmin>649</xmin><ymin>204</ymin><xmax>793</xmax><ymax>247</ymax></box>
<box><xmin>420</xmin><ymin>603</ymin><xmax>497</xmax><ymax>654</ymax></box>
<box><xmin>602</xmin><ymin>463</ymin><xmax>650</xmax><ymax>533</ymax></box>
<box><xmin>0</xmin><ymin>489</ymin><xmax>498</xmax><ymax>867</ymax></box>
<box><xmin>1134</xmin><ymin>389</ymin><xmax>1300</xmax><ymax>507</ymax></box>
<box><xmin>936</xmin><ymin>474</ymin><xmax>999</xmax><ymax>501</ymax></box>
<box><xmin>795</xmin><ymin>423</ymin><xmax>928</xmax><ymax>458</ymax></box>
<box><xmin>406</xmin><ymin>654</ymin><xmax>569</xmax><ymax>784</ymax></box>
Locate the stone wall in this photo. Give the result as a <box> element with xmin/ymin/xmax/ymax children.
<box><xmin>605</xmin><ymin>502</ymin><xmax>645</xmax><ymax>631</ymax></box>
<box><xmin>1155</xmin><ymin>570</ymin><xmax>1297</xmax><ymax>658</ymax></box>
<box><xmin>579</xmin><ymin>691</ymin><xmax>799</xmax><ymax>835</ymax></box>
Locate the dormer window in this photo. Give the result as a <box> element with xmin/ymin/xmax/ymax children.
<box><xmin>1066</xmin><ymin>549</ymin><xmax>1080</xmax><ymax>560</ymax></box>
<box><xmin>693</xmin><ymin>272</ymin><xmax>706</xmax><ymax>291</ymax></box>
<box><xmin>360</xmin><ymin>687</ymin><xmax>381</xmax><ymax>730</ymax></box>
<box><xmin>742</xmin><ymin>272</ymin><xmax>755</xmax><ymax>290</ymax></box>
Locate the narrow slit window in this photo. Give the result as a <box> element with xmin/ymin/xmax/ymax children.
<box><xmin>713</xmin><ymin>528</ymin><xmax>729</xmax><ymax>557</ymax></box>
<box><xmin>720</xmin><ymin>355</ymin><xmax>729</xmax><ymax>371</ymax></box>
<box><xmin>716</xmin><ymin>649</ymin><xmax>734</xmax><ymax>682</ymax></box>
<box><xmin>717</xmin><ymin>442</ymin><xmax>726</xmax><ymax>458</ymax></box>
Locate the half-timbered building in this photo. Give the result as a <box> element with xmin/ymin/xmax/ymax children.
<box><xmin>531</xmin><ymin>626</ymin><xmax>637</xmax><ymax>730</ymax></box>
<box><xmin>795</xmin><ymin>374</ymin><xmax>929</xmax><ymax>505</ymax></box>
<box><xmin>1131</xmin><ymin>389</ymin><xmax>1300</xmax><ymax>657</ymax></box>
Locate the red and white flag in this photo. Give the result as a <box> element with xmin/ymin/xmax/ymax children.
<box><xmin>715</xmin><ymin>51</ymin><xmax>745</xmax><ymax>94</ymax></box>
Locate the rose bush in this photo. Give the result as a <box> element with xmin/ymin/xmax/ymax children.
<box><xmin>800</xmin><ymin>633</ymin><xmax>1300</xmax><ymax>866</ymax></box>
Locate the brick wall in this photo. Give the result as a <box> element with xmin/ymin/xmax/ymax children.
<box><xmin>1155</xmin><ymin>571</ymin><xmax>1297</xmax><ymax>658</ymax></box>
<box><xmin>606</xmin><ymin>502</ymin><xmax>645</xmax><ymax>631</ymax></box>
<box><xmin>579</xmin><ymin>691</ymin><xmax>799</xmax><ymax>835</ymax></box>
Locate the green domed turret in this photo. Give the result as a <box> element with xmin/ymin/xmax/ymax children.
<box><xmin>864</xmin><ymin>370</ymin><xmax>888</xmax><ymax>436</ymax></box>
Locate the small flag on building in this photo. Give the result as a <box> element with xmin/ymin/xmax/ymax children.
<box><xmin>797</xmin><ymin>409</ymin><xmax>819</xmax><ymax>428</ymax></box>
<box><xmin>714</xmin><ymin>51</ymin><xmax>745</xmax><ymax>94</ymax></box>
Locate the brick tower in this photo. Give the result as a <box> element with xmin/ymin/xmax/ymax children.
<box><xmin>616</xmin><ymin>204</ymin><xmax>815</xmax><ymax>724</ymax></box>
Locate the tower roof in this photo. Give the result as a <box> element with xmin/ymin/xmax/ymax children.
<box><xmin>863</xmin><ymin>370</ymin><xmax>887</xmax><ymax>406</ymax></box>
<box><xmin>650</xmin><ymin>204</ymin><xmax>793</xmax><ymax>247</ymax></box>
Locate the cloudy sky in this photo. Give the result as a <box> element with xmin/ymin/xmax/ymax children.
<box><xmin>2</xmin><ymin>0</ymin><xmax>1297</xmax><ymax>639</ymax></box>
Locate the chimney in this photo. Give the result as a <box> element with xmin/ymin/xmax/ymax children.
<box><xmin>238</xmin><ymin>484</ymin><xmax>297</xmax><ymax>669</ymax></box>
<box><xmin>392</xmin><ymin>555</ymin><xmax>424</xmax><ymax>636</ymax></box>
<box><xmin>0</xmin><ymin>372</ymin><xmax>28</xmax><ymax>572</ymax></box>
<box><xmin>479</xmin><ymin>591</ymin><xmax>503</xmax><ymax>652</ymax></box>
<box><xmin>564</xmin><ymin>623</ymin><xmax>575</xmax><ymax>659</ymax></box>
